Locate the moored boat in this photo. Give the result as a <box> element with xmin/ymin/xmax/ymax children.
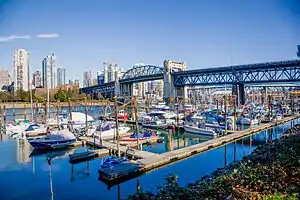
<box><xmin>120</xmin><ymin>130</ymin><xmax>160</xmax><ymax>144</ymax></box>
<box><xmin>27</xmin><ymin>129</ymin><xmax>77</xmax><ymax>150</ymax></box>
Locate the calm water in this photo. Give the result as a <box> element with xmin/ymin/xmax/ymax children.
<box><xmin>1</xmin><ymin>106</ymin><xmax>111</xmax><ymax>122</ymax></box>
<box><xmin>0</xmin><ymin>118</ymin><xmax>298</xmax><ymax>200</ymax></box>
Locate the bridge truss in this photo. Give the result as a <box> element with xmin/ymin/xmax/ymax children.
<box><xmin>120</xmin><ymin>65</ymin><xmax>164</xmax><ymax>84</ymax></box>
<box><xmin>79</xmin><ymin>82</ymin><xmax>115</xmax><ymax>95</ymax></box>
<box><xmin>173</xmin><ymin>60</ymin><xmax>300</xmax><ymax>86</ymax></box>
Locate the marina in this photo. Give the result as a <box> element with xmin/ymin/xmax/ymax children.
<box><xmin>0</xmin><ymin>116</ymin><xmax>298</xmax><ymax>199</ymax></box>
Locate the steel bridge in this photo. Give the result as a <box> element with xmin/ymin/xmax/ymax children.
<box><xmin>119</xmin><ymin>65</ymin><xmax>164</xmax><ymax>84</ymax></box>
<box><xmin>80</xmin><ymin>59</ymin><xmax>300</xmax><ymax>99</ymax></box>
<box><xmin>79</xmin><ymin>82</ymin><xmax>115</xmax><ymax>97</ymax></box>
<box><xmin>173</xmin><ymin>59</ymin><xmax>300</xmax><ymax>86</ymax></box>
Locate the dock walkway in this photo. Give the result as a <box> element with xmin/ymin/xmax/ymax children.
<box><xmin>79</xmin><ymin>136</ymin><xmax>158</xmax><ymax>159</ymax></box>
<box><xmin>81</xmin><ymin>115</ymin><xmax>299</xmax><ymax>183</ymax></box>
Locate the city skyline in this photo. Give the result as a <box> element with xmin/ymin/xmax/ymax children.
<box><xmin>0</xmin><ymin>0</ymin><xmax>300</xmax><ymax>86</ymax></box>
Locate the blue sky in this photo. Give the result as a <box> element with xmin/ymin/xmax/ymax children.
<box><xmin>0</xmin><ymin>0</ymin><xmax>300</xmax><ymax>86</ymax></box>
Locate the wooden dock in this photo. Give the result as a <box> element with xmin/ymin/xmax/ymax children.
<box><xmin>80</xmin><ymin>115</ymin><xmax>299</xmax><ymax>183</ymax></box>
<box><xmin>80</xmin><ymin>136</ymin><xmax>158</xmax><ymax>159</ymax></box>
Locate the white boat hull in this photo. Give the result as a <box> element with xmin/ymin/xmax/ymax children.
<box><xmin>87</xmin><ymin>127</ymin><xmax>131</xmax><ymax>138</ymax></box>
<box><xmin>142</xmin><ymin>123</ymin><xmax>168</xmax><ymax>129</ymax></box>
<box><xmin>183</xmin><ymin>125</ymin><xmax>217</xmax><ymax>137</ymax></box>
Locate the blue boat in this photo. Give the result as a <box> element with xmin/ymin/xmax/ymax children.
<box><xmin>27</xmin><ymin>129</ymin><xmax>77</xmax><ymax>150</ymax></box>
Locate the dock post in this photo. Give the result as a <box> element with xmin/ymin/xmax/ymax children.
<box><xmin>24</xmin><ymin>104</ymin><xmax>27</xmax><ymax>120</ymax></box>
<box><xmin>0</xmin><ymin>106</ymin><xmax>2</xmax><ymax>125</ymax></box>
<box><xmin>44</xmin><ymin>103</ymin><xmax>47</xmax><ymax>124</ymax></box>
<box><xmin>176</xmin><ymin>97</ymin><xmax>179</xmax><ymax>128</ymax></box>
<box><xmin>12</xmin><ymin>103</ymin><xmax>15</xmax><ymax>120</ymax></box>
<box><xmin>233</xmin><ymin>95</ymin><xmax>237</xmax><ymax>131</ymax></box>
<box><xmin>114</xmin><ymin>97</ymin><xmax>121</xmax><ymax>157</ymax></box>
<box><xmin>133</xmin><ymin>96</ymin><xmax>140</xmax><ymax>149</ymax></box>
<box><xmin>85</xmin><ymin>98</ymin><xmax>88</xmax><ymax>134</ymax></box>
<box><xmin>68</xmin><ymin>99</ymin><xmax>74</xmax><ymax>132</ymax></box>
<box><xmin>3</xmin><ymin>105</ymin><xmax>6</xmax><ymax>124</ymax></box>
<box><xmin>56</xmin><ymin>101</ymin><xmax>60</xmax><ymax>128</ymax></box>
<box><xmin>224</xmin><ymin>95</ymin><xmax>227</xmax><ymax>135</ymax></box>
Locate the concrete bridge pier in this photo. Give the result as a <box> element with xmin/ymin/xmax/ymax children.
<box><xmin>238</xmin><ymin>83</ymin><xmax>245</xmax><ymax>105</ymax></box>
<box><xmin>120</xmin><ymin>83</ymin><xmax>133</xmax><ymax>96</ymax></box>
<box><xmin>163</xmin><ymin>60</ymin><xmax>187</xmax><ymax>103</ymax></box>
<box><xmin>232</xmin><ymin>83</ymin><xmax>245</xmax><ymax>106</ymax></box>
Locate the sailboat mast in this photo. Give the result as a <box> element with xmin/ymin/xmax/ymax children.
<box><xmin>47</xmin><ymin>85</ymin><xmax>50</xmax><ymax>120</ymax></box>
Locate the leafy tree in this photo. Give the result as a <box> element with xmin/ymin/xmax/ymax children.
<box><xmin>54</xmin><ymin>89</ymin><xmax>72</xmax><ymax>102</ymax></box>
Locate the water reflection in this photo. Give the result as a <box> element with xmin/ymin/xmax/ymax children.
<box><xmin>0</xmin><ymin>119</ymin><xmax>298</xmax><ymax>199</ymax></box>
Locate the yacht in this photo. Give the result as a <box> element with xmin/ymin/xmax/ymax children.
<box><xmin>27</xmin><ymin>129</ymin><xmax>77</xmax><ymax>150</ymax></box>
<box><xmin>119</xmin><ymin>130</ymin><xmax>160</xmax><ymax>145</ymax></box>
<box><xmin>118</xmin><ymin>110</ymin><xmax>129</xmax><ymax>120</ymax></box>
<box><xmin>86</xmin><ymin>121</ymin><xmax>131</xmax><ymax>139</ymax></box>
<box><xmin>142</xmin><ymin>115</ymin><xmax>168</xmax><ymax>129</ymax></box>
<box><xmin>183</xmin><ymin>116</ymin><xmax>218</xmax><ymax>137</ymax></box>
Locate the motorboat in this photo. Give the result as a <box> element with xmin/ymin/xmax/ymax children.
<box><xmin>98</xmin><ymin>155</ymin><xmax>142</xmax><ymax>181</ymax></box>
<box><xmin>86</xmin><ymin>122</ymin><xmax>131</xmax><ymax>139</ymax></box>
<box><xmin>27</xmin><ymin>129</ymin><xmax>77</xmax><ymax>150</ymax></box>
<box><xmin>119</xmin><ymin>130</ymin><xmax>160</xmax><ymax>144</ymax></box>
<box><xmin>10</xmin><ymin>123</ymin><xmax>47</xmax><ymax>138</ymax></box>
<box><xmin>50</xmin><ymin>112</ymin><xmax>95</xmax><ymax>129</ymax></box>
<box><xmin>5</xmin><ymin>121</ymin><xmax>29</xmax><ymax>135</ymax></box>
<box><xmin>183</xmin><ymin>116</ymin><xmax>218</xmax><ymax>137</ymax></box>
<box><xmin>142</xmin><ymin>116</ymin><xmax>168</xmax><ymax>129</ymax></box>
<box><xmin>47</xmin><ymin>112</ymin><xmax>69</xmax><ymax>126</ymax></box>
<box><xmin>151</xmin><ymin>102</ymin><xmax>170</xmax><ymax>111</ymax></box>
<box><xmin>118</xmin><ymin>110</ymin><xmax>129</xmax><ymax>120</ymax></box>
<box><xmin>238</xmin><ymin>116</ymin><xmax>259</xmax><ymax>126</ymax></box>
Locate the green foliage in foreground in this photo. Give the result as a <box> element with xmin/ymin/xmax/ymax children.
<box><xmin>128</xmin><ymin>125</ymin><xmax>300</xmax><ymax>200</ymax></box>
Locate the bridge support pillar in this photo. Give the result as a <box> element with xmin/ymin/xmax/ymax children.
<box><xmin>238</xmin><ymin>83</ymin><xmax>245</xmax><ymax>105</ymax></box>
<box><xmin>232</xmin><ymin>84</ymin><xmax>238</xmax><ymax>105</ymax></box>
<box><xmin>163</xmin><ymin>60</ymin><xmax>186</xmax><ymax>103</ymax></box>
<box><xmin>232</xmin><ymin>83</ymin><xmax>245</xmax><ymax>106</ymax></box>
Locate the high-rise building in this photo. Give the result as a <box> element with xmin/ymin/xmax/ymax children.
<box><xmin>13</xmin><ymin>49</ymin><xmax>30</xmax><ymax>91</ymax></box>
<box><xmin>103</xmin><ymin>62</ymin><xmax>123</xmax><ymax>83</ymax></box>
<box><xmin>92</xmin><ymin>78</ymin><xmax>98</xmax><ymax>86</ymax></box>
<box><xmin>83</xmin><ymin>70</ymin><xmax>92</xmax><ymax>87</ymax></box>
<box><xmin>42</xmin><ymin>54</ymin><xmax>56</xmax><ymax>89</ymax></box>
<box><xmin>57</xmin><ymin>67</ymin><xmax>66</xmax><ymax>86</ymax></box>
<box><xmin>0</xmin><ymin>68</ymin><xmax>10</xmax><ymax>88</ymax></box>
<box><xmin>97</xmin><ymin>71</ymin><xmax>105</xmax><ymax>85</ymax></box>
<box><xmin>297</xmin><ymin>45</ymin><xmax>300</xmax><ymax>58</ymax></box>
<box><xmin>32</xmin><ymin>70</ymin><xmax>41</xmax><ymax>88</ymax></box>
<box><xmin>68</xmin><ymin>79</ymin><xmax>74</xmax><ymax>85</ymax></box>
<box><xmin>74</xmin><ymin>79</ymin><xmax>80</xmax><ymax>87</ymax></box>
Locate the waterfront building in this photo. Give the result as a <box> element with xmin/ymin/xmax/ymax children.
<box><xmin>83</xmin><ymin>70</ymin><xmax>92</xmax><ymax>87</ymax></box>
<box><xmin>0</xmin><ymin>68</ymin><xmax>11</xmax><ymax>88</ymax></box>
<box><xmin>68</xmin><ymin>79</ymin><xmax>74</xmax><ymax>85</ymax></box>
<box><xmin>103</xmin><ymin>62</ymin><xmax>123</xmax><ymax>83</ymax></box>
<box><xmin>42</xmin><ymin>54</ymin><xmax>56</xmax><ymax>89</ymax></box>
<box><xmin>57</xmin><ymin>67</ymin><xmax>66</xmax><ymax>86</ymax></box>
<box><xmin>97</xmin><ymin>71</ymin><xmax>104</xmax><ymax>85</ymax></box>
<box><xmin>13</xmin><ymin>49</ymin><xmax>30</xmax><ymax>91</ymax></box>
<box><xmin>92</xmin><ymin>78</ymin><xmax>98</xmax><ymax>86</ymax></box>
<box><xmin>74</xmin><ymin>79</ymin><xmax>80</xmax><ymax>87</ymax></box>
<box><xmin>32</xmin><ymin>70</ymin><xmax>42</xmax><ymax>88</ymax></box>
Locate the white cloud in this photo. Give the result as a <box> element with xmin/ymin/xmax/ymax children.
<box><xmin>36</xmin><ymin>33</ymin><xmax>59</xmax><ymax>39</ymax></box>
<box><xmin>0</xmin><ymin>35</ymin><xmax>31</xmax><ymax>42</ymax></box>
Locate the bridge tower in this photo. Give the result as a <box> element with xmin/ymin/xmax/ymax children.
<box><xmin>163</xmin><ymin>60</ymin><xmax>187</xmax><ymax>102</ymax></box>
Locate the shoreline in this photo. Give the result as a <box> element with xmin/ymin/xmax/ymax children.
<box><xmin>128</xmin><ymin>124</ymin><xmax>300</xmax><ymax>199</ymax></box>
<box><xmin>0</xmin><ymin>102</ymin><xmax>113</xmax><ymax>109</ymax></box>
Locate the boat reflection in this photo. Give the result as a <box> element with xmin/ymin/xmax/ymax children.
<box><xmin>70</xmin><ymin>161</ymin><xmax>91</xmax><ymax>182</ymax></box>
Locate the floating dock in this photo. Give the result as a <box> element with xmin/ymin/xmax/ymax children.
<box><xmin>69</xmin><ymin>149</ymin><xmax>109</xmax><ymax>164</ymax></box>
<box><xmin>80</xmin><ymin>115</ymin><xmax>299</xmax><ymax>184</ymax></box>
